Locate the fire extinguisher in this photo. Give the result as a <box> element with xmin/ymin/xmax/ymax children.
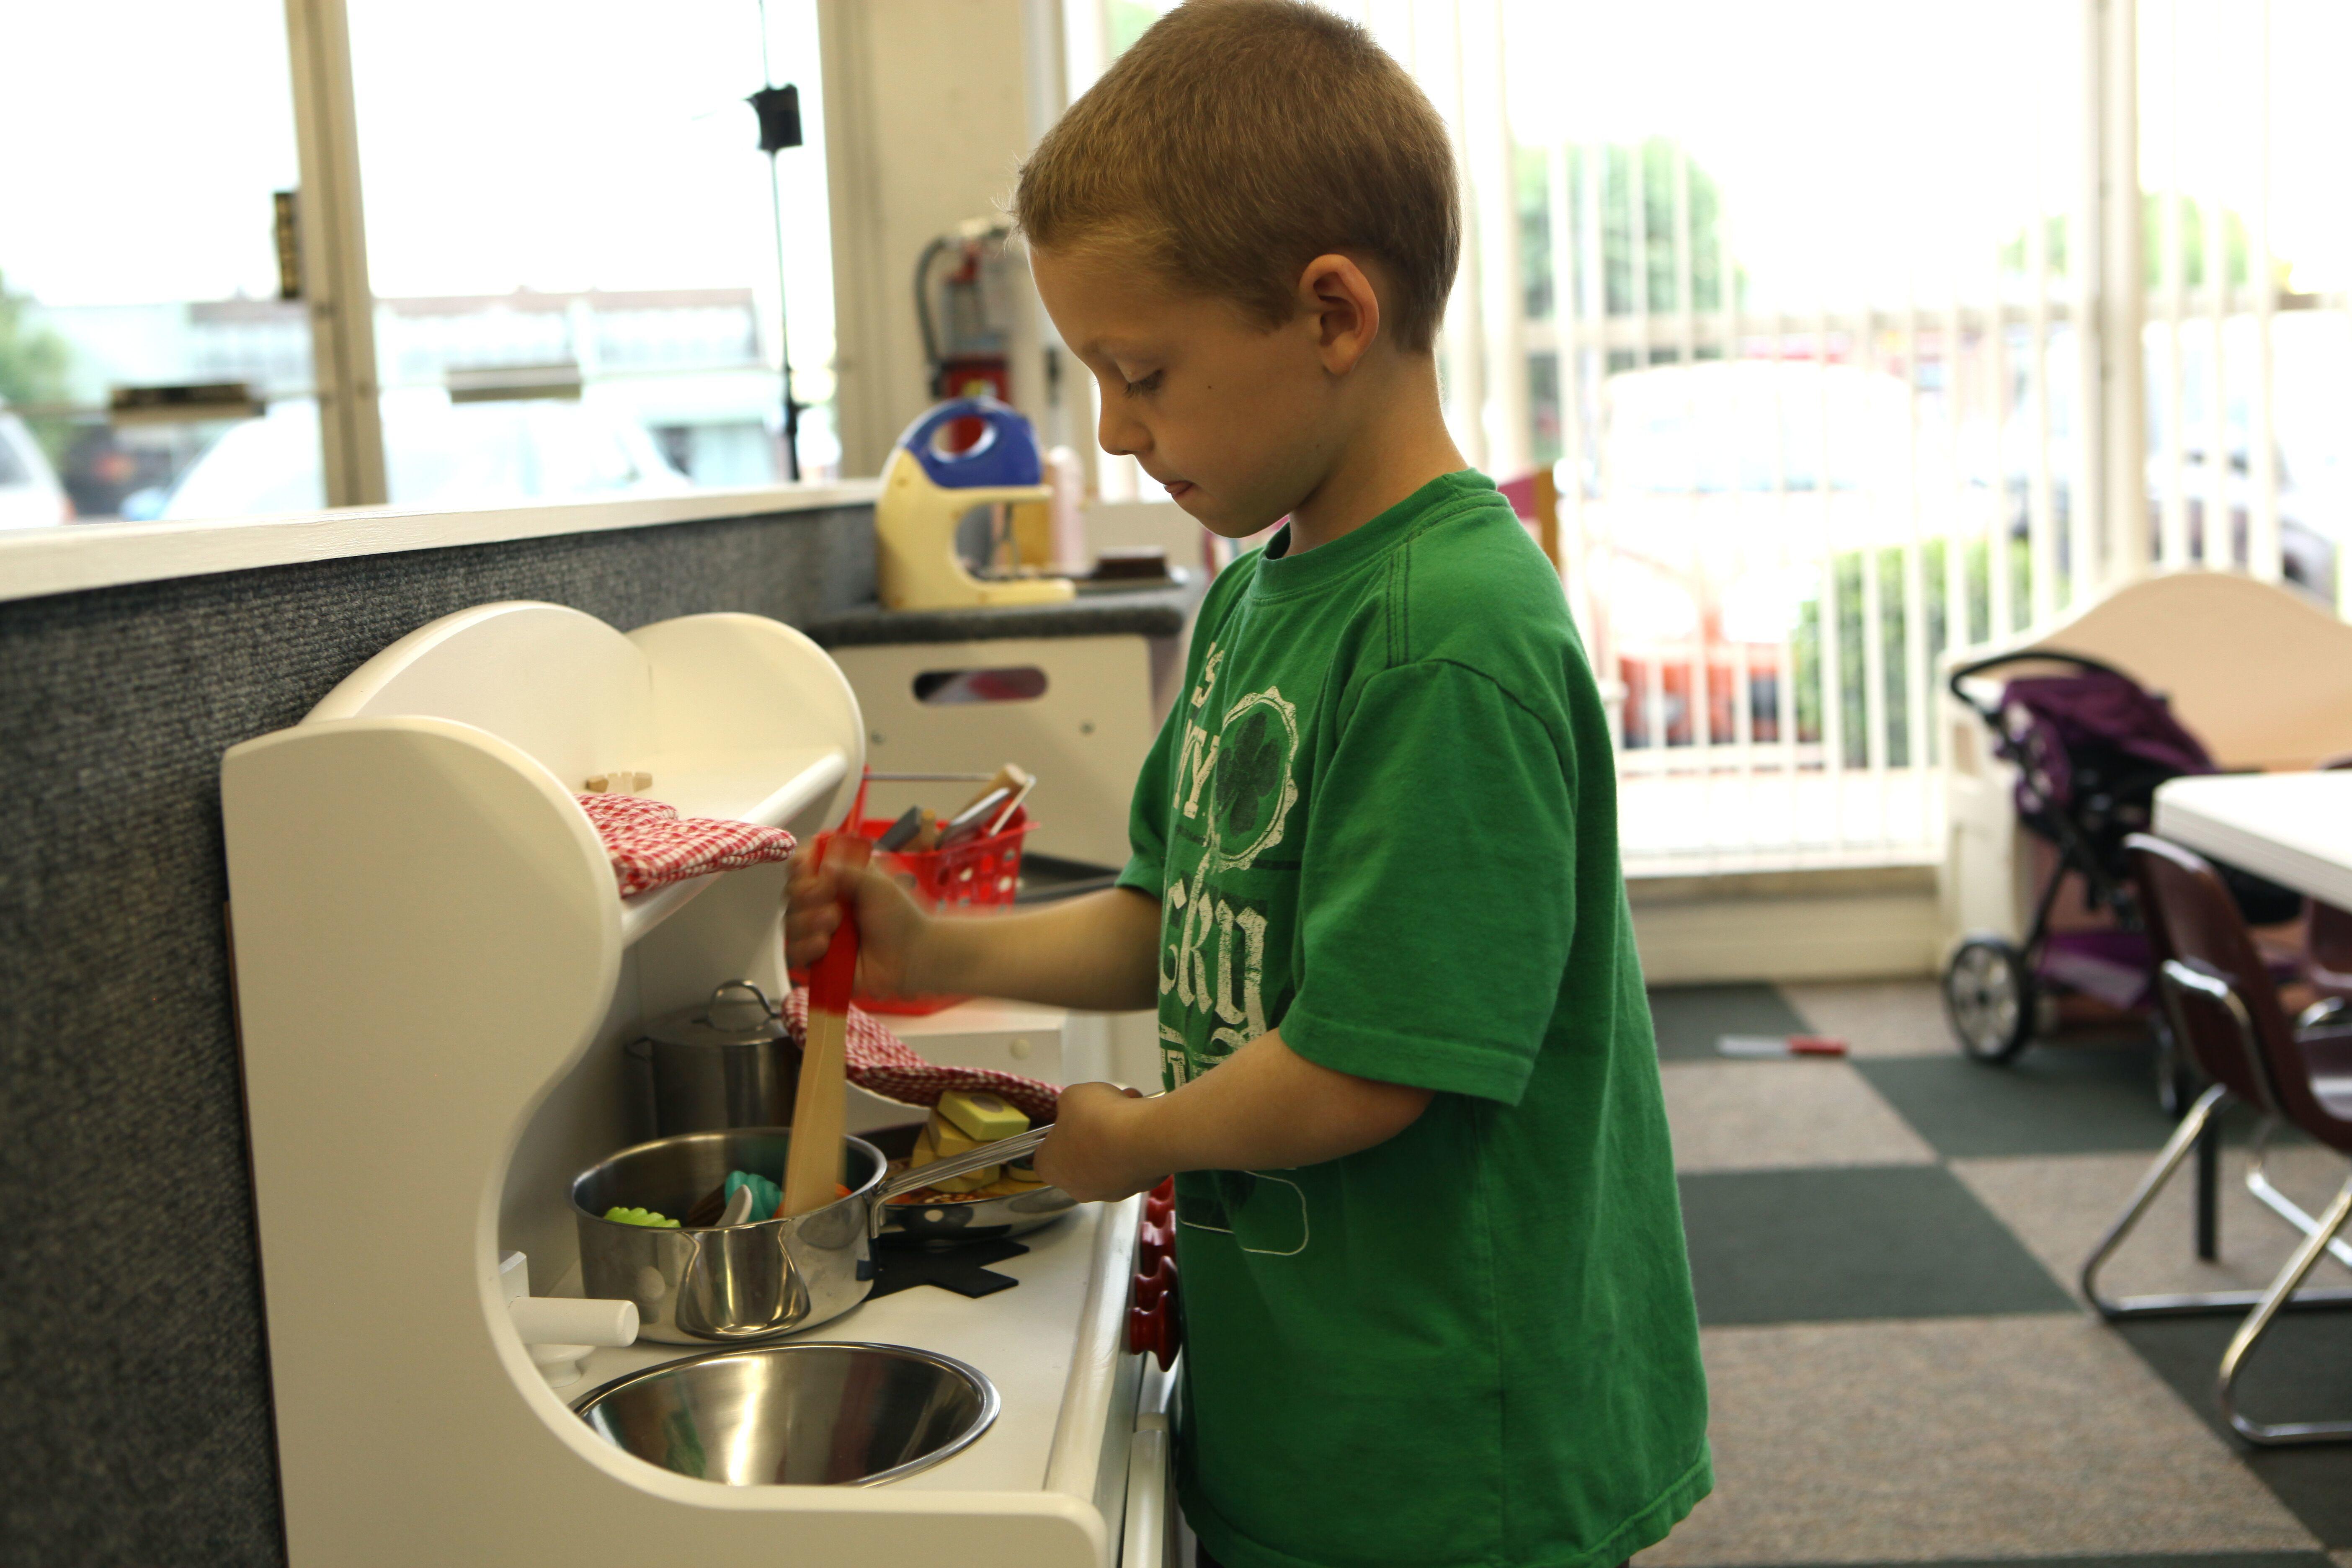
<box><xmin>916</xmin><ymin>218</ymin><xmax>1014</xmax><ymax>451</ymax></box>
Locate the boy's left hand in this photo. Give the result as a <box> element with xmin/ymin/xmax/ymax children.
<box><xmin>1034</xmin><ymin>1082</ymin><xmax>1165</xmax><ymax>1202</ymax></box>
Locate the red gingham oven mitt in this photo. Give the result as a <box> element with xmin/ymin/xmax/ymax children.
<box><xmin>780</xmin><ymin>987</ymin><xmax>1060</xmax><ymax>1122</ymax></box>
<box><xmin>577</xmin><ymin>793</ymin><xmax>798</xmax><ymax>898</ymax></box>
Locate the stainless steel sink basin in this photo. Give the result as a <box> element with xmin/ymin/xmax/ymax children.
<box><xmin>571</xmin><ymin>1341</ymin><xmax>998</xmax><ymax>1486</ymax></box>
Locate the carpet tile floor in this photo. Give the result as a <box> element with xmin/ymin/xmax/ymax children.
<box><xmin>1638</xmin><ymin>980</ymin><xmax>2352</xmax><ymax>1568</ymax></box>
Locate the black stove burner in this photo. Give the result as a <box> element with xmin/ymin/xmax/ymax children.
<box><xmin>869</xmin><ymin>1238</ymin><xmax>1031</xmax><ymax>1300</ymax></box>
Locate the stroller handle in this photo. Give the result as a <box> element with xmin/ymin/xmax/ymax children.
<box><xmin>1945</xmin><ymin>648</ymin><xmax>2135</xmax><ymax>724</ymax></box>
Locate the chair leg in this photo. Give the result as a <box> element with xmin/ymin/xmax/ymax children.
<box><xmin>2196</xmin><ymin>1115</ymin><xmax>2222</xmax><ymax>1261</ymax></box>
<box><xmin>2219</xmin><ymin>1173</ymin><xmax>2352</xmax><ymax>1444</ymax></box>
<box><xmin>2084</xmin><ymin>1085</ymin><xmax>2239</xmax><ymax>1318</ymax></box>
<box><xmin>2081</xmin><ymin>1085</ymin><xmax>2352</xmax><ymax>1318</ymax></box>
<box><xmin>2245</xmin><ymin>1118</ymin><xmax>2352</xmax><ymax>1271</ymax></box>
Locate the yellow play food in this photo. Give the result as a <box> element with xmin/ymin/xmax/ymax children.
<box><xmin>911</xmin><ymin>1114</ymin><xmax>998</xmax><ymax>1188</ymax></box>
<box><xmin>903</xmin><ymin>1092</ymin><xmax>1036</xmax><ymax>1196</ymax></box>
<box><xmin>936</xmin><ymin>1088</ymin><xmax>1029</xmax><ymax>1143</ymax></box>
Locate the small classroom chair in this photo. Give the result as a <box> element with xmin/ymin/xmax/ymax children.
<box><xmin>2086</xmin><ymin>834</ymin><xmax>2352</xmax><ymax>1444</ymax></box>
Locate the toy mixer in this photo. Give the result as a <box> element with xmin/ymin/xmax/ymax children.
<box><xmin>875</xmin><ymin>396</ymin><xmax>1076</xmax><ymax>611</ymax></box>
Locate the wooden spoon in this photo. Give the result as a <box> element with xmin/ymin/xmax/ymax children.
<box><xmin>781</xmin><ymin>838</ymin><xmax>864</xmax><ymax>1217</ymax></box>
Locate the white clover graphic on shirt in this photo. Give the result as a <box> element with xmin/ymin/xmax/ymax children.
<box><xmin>1160</xmin><ymin>662</ymin><xmax>1300</xmax><ymax>1060</ymax></box>
<box><xmin>1169</xmin><ymin>647</ymin><xmax>1300</xmax><ymax>872</ymax></box>
<box><xmin>1204</xmin><ymin>687</ymin><xmax>1299</xmax><ymax>875</ymax></box>
<box><xmin>1159</xmin><ymin>649</ymin><xmax>1313</xmax><ymax>1257</ymax></box>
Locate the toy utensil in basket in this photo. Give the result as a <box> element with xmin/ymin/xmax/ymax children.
<box><xmin>818</xmin><ymin>765</ymin><xmax>1039</xmax><ymax>1016</ymax></box>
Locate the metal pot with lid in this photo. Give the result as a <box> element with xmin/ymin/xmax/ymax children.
<box><xmin>624</xmin><ymin>981</ymin><xmax>802</xmax><ymax>1140</ymax></box>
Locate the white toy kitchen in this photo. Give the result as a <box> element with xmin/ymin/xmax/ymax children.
<box><xmin>220</xmin><ymin>600</ymin><xmax>1177</xmax><ymax>1566</ymax></box>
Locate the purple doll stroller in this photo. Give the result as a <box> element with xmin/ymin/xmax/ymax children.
<box><xmin>1942</xmin><ymin>652</ymin><xmax>2303</xmax><ymax>1100</ymax></box>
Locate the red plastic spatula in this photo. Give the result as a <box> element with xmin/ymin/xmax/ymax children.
<box><xmin>1715</xmin><ymin>1034</ymin><xmax>1848</xmax><ymax>1058</ymax></box>
<box><xmin>781</xmin><ymin>841</ymin><xmax>864</xmax><ymax>1217</ymax></box>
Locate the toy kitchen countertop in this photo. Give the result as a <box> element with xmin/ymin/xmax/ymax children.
<box><xmin>804</xmin><ymin>581</ymin><xmax>1200</xmax><ymax>648</ymax></box>
<box><xmin>548</xmin><ymin>1199</ymin><xmax>1142</xmax><ymax>1496</ymax></box>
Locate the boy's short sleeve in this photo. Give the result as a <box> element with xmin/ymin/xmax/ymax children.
<box><xmin>1117</xmin><ymin>698</ymin><xmax>1179</xmax><ymax>899</ymax></box>
<box><xmin>1281</xmin><ymin>660</ymin><xmax>1575</xmax><ymax>1105</ymax></box>
<box><xmin>1119</xmin><ymin>557</ymin><xmax>1259</xmax><ymax>901</ymax></box>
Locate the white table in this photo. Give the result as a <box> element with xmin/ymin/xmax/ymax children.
<box><xmin>2153</xmin><ymin>771</ymin><xmax>2352</xmax><ymax>907</ymax></box>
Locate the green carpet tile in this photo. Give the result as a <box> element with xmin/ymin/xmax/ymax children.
<box><xmin>1853</xmin><ymin>1040</ymin><xmax>2190</xmax><ymax>1159</ymax></box>
<box><xmin>1648</xmin><ymin>983</ymin><xmax>1816</xmax><ymax>1062</ymax></box>
<box><xmin>1678</xmin><ymin>1164</ymin><xmax>2077</xmax><ymax>1325</ymax></box>
<box><xmin>2116</xmin><ymin>1313</ymin><xmax>2352</xmax><ymax>1549</ymax></box>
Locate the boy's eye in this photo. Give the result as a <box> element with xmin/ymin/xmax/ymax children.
<box><xmin>1121</xmin><ymin>370</ymin><xmax>1164</xmax><ymax>398</ymax></box>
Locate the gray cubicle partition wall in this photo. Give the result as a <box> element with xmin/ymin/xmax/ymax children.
<box><xmin>0</xmin><ymin>503</ymin><xmax>872</xmax><ymax>1567</ymax></box>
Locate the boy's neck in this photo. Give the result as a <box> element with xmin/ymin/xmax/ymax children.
<box><xmin>1282</xmin><ymin>358</ymin><xmax>1468</xmax><ymax>554</ymax></box>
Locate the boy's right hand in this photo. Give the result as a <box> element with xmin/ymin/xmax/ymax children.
<box><xmin>784</xmin><ymin>841</ymin><xmax>931</xmax><ymax>997</ymax></box>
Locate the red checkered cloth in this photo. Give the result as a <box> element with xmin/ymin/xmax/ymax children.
<box><xmin>780</xmin><ymin>987</ymin><xmax>1060</xmax><ymax>1123</ymax></box>
<box><xmin>576</xmin><ymin>793</ymin><xmax>799</xmax><ymax>898</ymax></box>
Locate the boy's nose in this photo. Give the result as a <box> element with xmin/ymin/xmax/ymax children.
<box><xmin>1097</xmin><ymin>399</ymin><xmax>1149</xmax><ymax>461</ymax></box>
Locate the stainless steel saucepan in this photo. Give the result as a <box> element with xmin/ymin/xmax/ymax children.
<box><xmin>572</xmin><ymin>1124</ymin><xmax>1050</xmax><ymax>1344</ymax></box>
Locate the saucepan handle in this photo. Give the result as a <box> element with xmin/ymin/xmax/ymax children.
<box><xmin>877</xmin><ymin>1124</ymin><xmax>1052</xmax><ymax>1202</ymax></box>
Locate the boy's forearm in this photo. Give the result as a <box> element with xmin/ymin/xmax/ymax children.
<box><xmin>1125</xmin><ymin>1030</ymin><xmax>1431</xmax><ymax>1174</ymax></box>
<box><xmin>917</xmin><ymin>885</ymin><xmax>1163</xmax><ymax>1012</ymax></box>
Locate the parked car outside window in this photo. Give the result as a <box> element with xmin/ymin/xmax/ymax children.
<box><xmin>0</xmin><ymin>407</ymin><xmax>72</xmax><ymax>529</ymax></box>
<box><xmin>139</xmin><ymin>389</ymin><xmax>691</xmax><ymax>522</ymax></box>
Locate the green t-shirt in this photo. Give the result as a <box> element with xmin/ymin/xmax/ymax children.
<box><xmin>1119</xmin><ymin>472</ymin><xmax>1710</xmax><ymax>1568</ymax></box>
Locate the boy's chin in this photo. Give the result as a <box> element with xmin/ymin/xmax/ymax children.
<box><xmin>1176</xmin><ymin>493</ymin><xmax>1281</xmax><ymax>540</ymax></box>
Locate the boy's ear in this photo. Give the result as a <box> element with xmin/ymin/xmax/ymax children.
<box><xmin>1297</xmin><ymin>253</ymin><xmax>1381</xmax><ymax>375</ymax></box>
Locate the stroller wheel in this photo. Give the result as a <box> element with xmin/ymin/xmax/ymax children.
<box><xmin>1945</xmin><ymin>936</ymin><xmax>2035</xmax><ymax>1063</ymax></box>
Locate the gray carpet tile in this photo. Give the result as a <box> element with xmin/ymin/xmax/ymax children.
<box><xmin>1637</xmin><ymin>1317</ymin><xmax>2318</xmax><ymax>1565</ymax></box>
<box><xmin>1853</xmin><ymin>1040</ymin><xmax>2192</xmax><ymax>1159</ymax></box>
<box><xmin>1777</xmin><ymin>977</ymin><xmax>1962</xmax><ymax>1057</ymax></box>
<box><xmin>1954</xmin><ymin>1147</ymin><xmax>2352</xmax><ymax>1308</ymax></box>
<box><xmin>1662</xmin><ymin>1060</ymin><xmax>1937</xmax><ymax>1173</ymax></box>
<box><xmin>1649</xmin><ymin>983</ymin><xmax>1816</xmax><ymax>1061</ymax></box>
<box><xmin>1678</xmin><ymin>1164</ymin><xmax>2076</xmax><ymax>1325</ymax></box>
<box><xmin>2117</xmin><ymin>1314</ymin><xmax>2352</xmax><ymax>1548</ymax></box>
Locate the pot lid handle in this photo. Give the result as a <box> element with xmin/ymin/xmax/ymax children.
<box><xmin>702</xmin><ymin>980</ymin><xmax>780</xmax><ymax>1029</ymax></box>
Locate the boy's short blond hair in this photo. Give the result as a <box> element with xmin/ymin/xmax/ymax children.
<box><xmin>1015</xmin><ymin>0</ymin><xmax>1458</xmax><ymax>353</ymax></box>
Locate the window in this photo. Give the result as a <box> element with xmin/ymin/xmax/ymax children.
<box><xmin>0</xmin><ymin>3</ymin><xmax>317</xmax><ymax>525</ymax></box>
<box><xmin>0</xmin><ymin>0</ymin><xmax>838</xmax><ymax>528</ymax></box>
<box><xmin>340</xmin><ymin>0</ymin><xmax>837</xmax><ymax>510</ymax></box>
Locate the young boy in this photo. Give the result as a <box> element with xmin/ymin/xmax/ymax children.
<box><xmin>787</xmin><ymin>3</ymin><xmax>1709</xmax><ymax>1563</ymax></box>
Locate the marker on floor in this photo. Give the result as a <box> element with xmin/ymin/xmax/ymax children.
<box><xmin>1716</xmin><ymin>1034</ymin><xmax>1849</xmax><ymax>1059</ymax></box>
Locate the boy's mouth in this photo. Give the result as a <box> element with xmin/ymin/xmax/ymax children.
<box><xmin>1162</xmin><ymin>480</ymin><xmax>1195</xmax><ymax>502</ymax></box>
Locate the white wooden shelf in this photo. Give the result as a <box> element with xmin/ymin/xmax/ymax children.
<box><xmin>615</xmin><ymin>745</ymin><xmax>848</xmax><ymax>947</ymax></box>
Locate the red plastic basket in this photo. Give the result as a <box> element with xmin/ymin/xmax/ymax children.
<box><xmin>812</xmin><ymin>807</ymin><xmax>1035</xmax><ymax>1015</ymax></box>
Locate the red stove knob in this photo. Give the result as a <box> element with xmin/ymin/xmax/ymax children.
<box><xmin>1126</xmin><ymin>1303</ymin><xmax>1163</xmax><ymax>1361</ymax></box>
<box><xmin>1137</xmin><ymin>1218</ymin><xmax>1173</xmax><ymax>1274</ymax></box>
<box><xmin>1127</xmin><ymin>1258</ymin><xmax>1181</xmax><ymax>1368</ymax></box>
<box><xmin>1144</xmin><ymin>1184</ymin><xmax>1175</xmax><ymax>1228</ymax></box>
<box><xmin>1132</xmin><ymin>1255</ymin><xmax>1175</xmax><ymax>1312</ymax></box>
